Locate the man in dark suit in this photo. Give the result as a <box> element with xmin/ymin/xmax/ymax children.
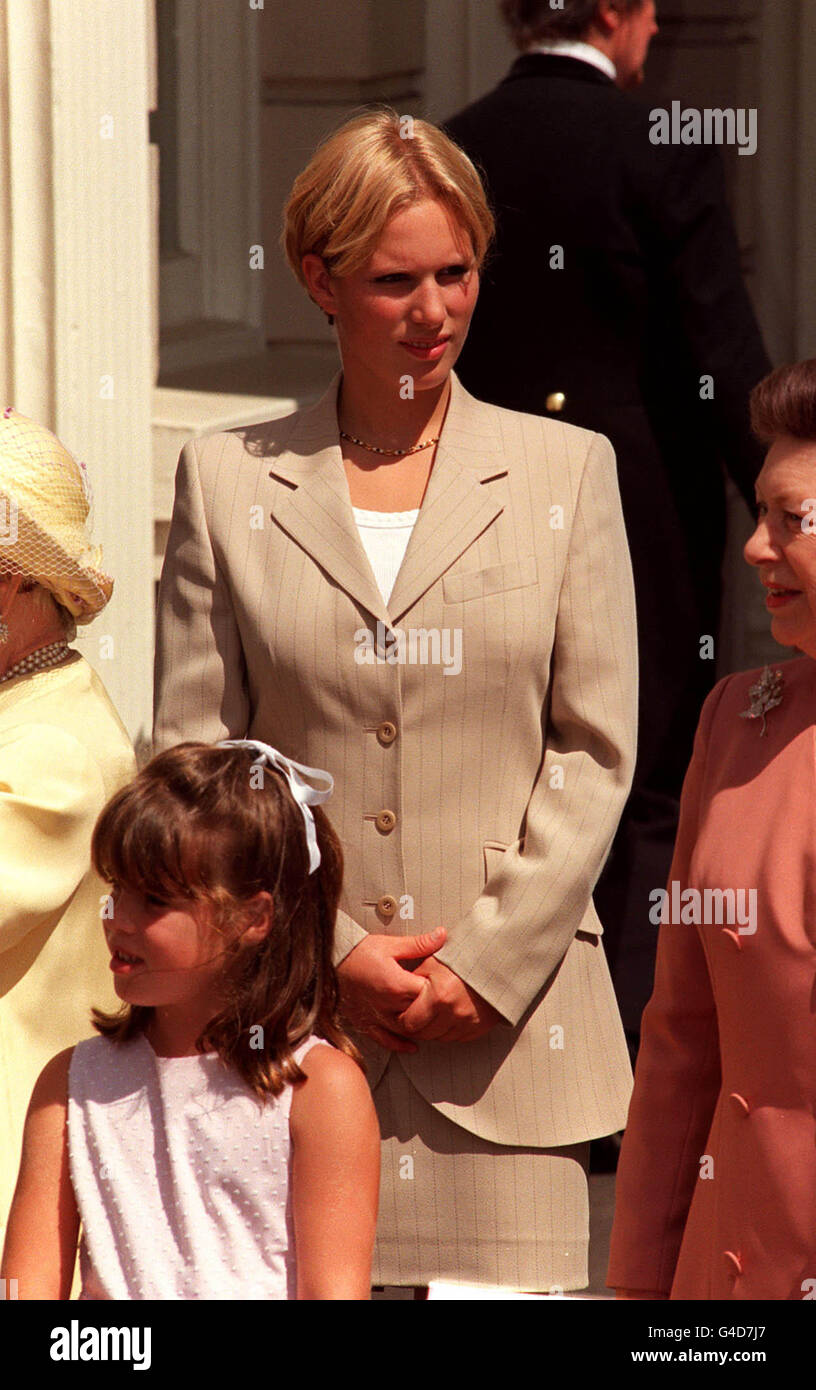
<box><xmin>446</xmin><ymin>0</ymin><xmax>771</xmax><ymax>1065</ymax></box>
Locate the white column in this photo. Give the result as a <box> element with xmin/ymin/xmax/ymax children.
<box><xmin>2</xmin><ymin>0</ymin><xmax>55</xmax><ymax>421</ymax></box>
<box><xmin>1</xmin><ymin>0</ymin><xmax>156</xmax><ymax>747</ymax></box>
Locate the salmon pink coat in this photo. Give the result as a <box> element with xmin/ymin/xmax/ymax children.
<box><xmin>608</xmin><ymin>657</ymin><xmax>816</xmax><ymax>1300</ymax></box>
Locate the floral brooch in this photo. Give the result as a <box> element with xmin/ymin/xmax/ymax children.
<box><xmin>739</xmin><ymin>665</ymin><xmax>784</xmax><ymax>736</ymax></box>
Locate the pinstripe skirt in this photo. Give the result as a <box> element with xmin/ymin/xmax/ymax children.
<box><xmin>371</xmin><ymin>1058</ymin><xmax>590</xmax><ymax>1292</ymax></box>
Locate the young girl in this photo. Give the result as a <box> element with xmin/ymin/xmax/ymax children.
<box><xmin>1</xmin><ymin>739</ymin><xmax>391</xmax><ymax>1299</ymax></box>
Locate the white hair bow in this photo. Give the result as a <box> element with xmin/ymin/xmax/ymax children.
<box><xmin>217</xmin><ymin>739</ymin><xmax>334</xmax><ymax>873</ymax></box>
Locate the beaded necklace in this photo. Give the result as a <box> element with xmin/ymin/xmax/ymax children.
<box><xmin>340</xmin><ymin>430</ymin><xmax>440</xmax><ymax>457</ymax></box>
<box><xmin>0</xmin><ymin>641</ymin><xmax>72</xmax><ymax>686</ymax></box>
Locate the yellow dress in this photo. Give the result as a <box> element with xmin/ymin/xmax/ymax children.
<box><xmin>0</xmin><ymin>653</ymin><xmax>135</xmax><ymax>1240</ymax></box>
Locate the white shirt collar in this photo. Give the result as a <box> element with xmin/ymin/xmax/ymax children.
<box><xmin>525</xmin><ymin>39</ymin><xmax>617</xmax><ymax>82</ymax></box>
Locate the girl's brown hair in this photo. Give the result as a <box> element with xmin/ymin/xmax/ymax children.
<box><xmin>91</xmin><ymin>742</ymin><xmax>361</xmax><ymax>1099</ymax></box>
<box><xmin>750</xmin><ymin>359</ymin><xmax>816</xmax><ymax>445</ymax></box>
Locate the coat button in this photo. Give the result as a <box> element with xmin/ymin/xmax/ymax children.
<box><xmin>375</xmin><ymin>809</ymin><xmax>397</xmax><ymax>834</ymax></box>
<box><xmin>546</xmin><ymin>391</ymin><xmax>566</xmax><ymax>412</ymax></box>
<box><xmin>723</xmin><ymin>1250</ymin><xmax>743</xmax><ymax>1277</ymax></box>
<box><xmin>377</xmin><ymin>721</ymin><xmax>397</xmax><ymax>746</ymax></box>
<box><xmin>377</xmin><ymin>895</ymin><xmax>397</xmax><ymax>917</ymax></box>
<box><xmin>729</xmin><ymin>1092</ymin><xmax>750</xmax><ymax>1116</ymax></box>
<box><xmin>721</xmin><ymin>928</ymin><xmax>742</xmax><ymax>952</ymax></box>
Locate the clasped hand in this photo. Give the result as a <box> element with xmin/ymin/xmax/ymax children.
<box><xmin>336</xmin><ymin>926</ymin><xmax>502</xmax><ymax>1051</ymax></box>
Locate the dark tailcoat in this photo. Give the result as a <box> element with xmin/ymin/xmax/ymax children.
<box><xmin>446</xmin><ymin>54</ymin><xmax>771</xmax><ymax>1035</ymax></box>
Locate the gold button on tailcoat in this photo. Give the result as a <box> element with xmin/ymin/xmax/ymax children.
<box><xmin>545</xmin><ymin>391</ymin><xmax>566</xmax><ymax>412</ymax></box>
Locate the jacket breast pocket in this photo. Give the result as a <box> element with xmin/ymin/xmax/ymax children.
<box><xmin>443</xmin><ymin>556</ymin><xmax>538</xmax><ymax>605</ymax></box>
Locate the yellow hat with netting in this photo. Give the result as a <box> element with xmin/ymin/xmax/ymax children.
<box><xmin>0</xmin><ymin>407</ymin><xmax>113</xmax><ymax>622</ymax></box>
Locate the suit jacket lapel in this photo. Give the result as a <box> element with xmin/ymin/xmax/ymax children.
<box><xmin>263</xmin><ymin>373</ymin><xmax>392</xmax><ymax>626</ymax></box>
<box><xmin>259</xmin><ymin>369</ymin><xmax>506</xmax><ymax>627</ymax></box>
<box><xmin>387</xmin><ymin>373</ymin><xmax>506</xmax><ymax>623</ymax></box>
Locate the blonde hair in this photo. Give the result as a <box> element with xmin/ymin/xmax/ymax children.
<box><xmin>283</xmin><ymin>108</ymin><xmax>494</xmax><ymax>293</ymax></box>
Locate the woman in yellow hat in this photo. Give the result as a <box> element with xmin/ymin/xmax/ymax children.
<box><xmin>0</xmin><ymin>408</ymin><xmax>135</xmax><ymax>1254</ymax></box>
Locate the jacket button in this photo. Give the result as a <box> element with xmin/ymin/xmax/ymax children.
<box><xmin>376</xmin><ymin>809</ymin><xmax>397</xmax><ymax>834</ymax></box>
<box><xmin>377</xmin><ymin>895</ymin><xmax>397</xmax><ymax>917</ymax></box>
<box><xmin>546</xmin><ymin>391</ymin><xmax>566</xmax><ymax>412</ymax></box>
<box><xmin>723</xmin><ymin>1250</ymin><xmax>743</xmax><ymax>1277</ymax></box>
<box><xmin>721</xmin><ymin>928</ymin><xmax>742</xmax><ymax>952</ymax></box>
<box><xmin>729</xmin><ymin>1092</ymin><xmax>750</xmax><ymax>1116</ymax></box>
<box><xmin>377</xmin><ymin>721</ymin><xmax>397</xmax><ymax>746</ymax></box>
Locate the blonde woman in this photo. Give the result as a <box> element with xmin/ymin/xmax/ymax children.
<box><xmin>154</xmin><ymin>109</ymin><xmax>638</xmax><ymax>1293</ymax></box>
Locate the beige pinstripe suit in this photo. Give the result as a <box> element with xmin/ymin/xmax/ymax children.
<box><xmin>153</xmin><ymin>370</ymin><xmax>637</xmax><ymax>1283</ymax></box>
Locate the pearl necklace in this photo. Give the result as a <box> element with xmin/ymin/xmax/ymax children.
<box><xmin>340</xmin><ymin>430</ymin><xmax>440</xmax><ymax>457</ymax></box>
<box><xmin>0</xmin><ymin>641</ymin><xmax>71</xmax><ymax>685</ymax></box>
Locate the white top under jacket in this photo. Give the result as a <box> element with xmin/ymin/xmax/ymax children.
<box><xmin>352</xmin><ymin>506</ymin><xmax>419</xmax><ymax>605</ymax></box>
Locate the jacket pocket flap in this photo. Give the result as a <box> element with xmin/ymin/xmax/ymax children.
<box><xmin>444</xmin><ymin>556</ymin><xmax>538</xmax><ymax>604</ymax></box>
<box><xmin>482</xmin><ymin>840</ymin><xmax>509</xmax><ymax>884</ymax></box>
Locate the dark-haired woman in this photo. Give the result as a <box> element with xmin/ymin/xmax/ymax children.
<box><xmin>609</xmin><ymin>359</ymin><xmax>816</xmax><ymax>1300</ymax></box>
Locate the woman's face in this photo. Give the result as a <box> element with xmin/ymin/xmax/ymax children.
<box><xmin>744</xmin><ymin>436</ymin><xmax>816</xmax><ymax>657</ymax></box>
<box><xmin>304</xmin><ymin>197</ymin><xmax>480</xmax><ymax>397</ymax></box>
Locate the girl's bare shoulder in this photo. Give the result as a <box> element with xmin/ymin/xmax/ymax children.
<box><xmin>30</xmin><ymin>1047</ymin><xmax>75</xmax><ymax>1108</ymax></box>
<box><xmin>290</xmin><ymin>1044</ymin><xmax>374</xmax><ymax>1133</ymax></box>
